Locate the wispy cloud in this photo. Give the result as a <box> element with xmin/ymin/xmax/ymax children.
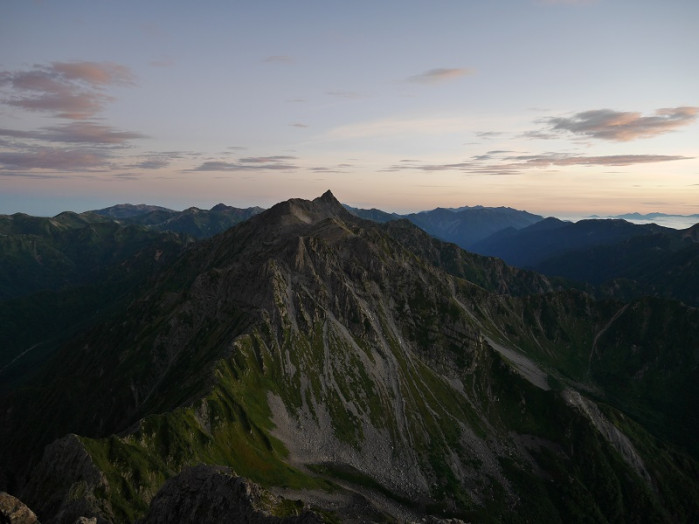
<box><xmin>192</xmin><ymin>155</ymin><xmax>298</xmax><ymax>172</ymax></box>
<box><xmin>507</xmin><ymin>152</ymin><xmax>692</xmax><ymax>167</ymax></box>
<box><xmin>324</xmin><ymin>116</ymin><xmax>467</xmax><ymax>141</ymax></box>
<box><xmin>42</xmin><ymin>122</ymin><xmax>146</xmax><ymax>144</ymax></box>
<box><xmin>471</xmin><ymin>150</ymin><xmax>517</xmax><ymax>161</ymax></box>
<box><xmin>543</xmin><ymin>107</ymin><xmax>699</xmax><ymax>141</ymax></box>
<box><xmin>238</xmin><ymin>155</ymin><xmax>296</xmax><ymax>164</ymax></box>
<box><xmin>0</xmin><ymin>144</ymin><xmax>178</xmax><ymax>174</ymax></box>
<box><xmin>407</xmin><ymin>68</ymin><xmax>474</xmax><ymax>84</ymax></box>
<box><xmin>0</xmin><ymin>148</ymin><xmax>109</xmax><ymax>171</ymax></box>
<box><xmin>111</xmin><ymin>172</ymin><xmax>141</xmax><ymax>180</ymax></box>
<box><xmin>51</xmin><ymin>62</ymin><xmax>134</xmax><ymax>86</ymax></box>
<box><xmin>192</xmin><ymin>162</ymin><xmax>240</xmax><ymax>171</ymax></box>
<box><xmin>475</xmin><ymin>131</ymin><xmax>504</xmax><ymax>139</ymax></box>
<box><xmin>390</xmin><ymin>151</ymin><xmax>692</xmax><ymax>176</ymax></box>
<box><xmin>309</xmin><ymin>166</ymin><xmax>348</xmax><ymax>174</ymax></box>
<box><xmin>0</xmin><ymin>128</ymin><xmax>37</xmax><ymax>140</ymax></box>
<box><xmin>126</xmin><ymin>157</ymin><xmax>170</xmax><ymax>170</ymax></box>
<box><xmin>0</xmin><ymin>62</ymin><xmax>147</xmax><ymax>176</ymax></box>
<box><xmin>0</xmin><ymin>61</ymin><xmax>135</xmax><ymax>119</ymax></box>
<box><xmin>0</xmin><ymin>122</ymin><xmax>145</xmax><ymax>146</ymax></box>
<box><xmin>0</xmin><ymin>171</ymin><xmax>61</xmax><ymax>179</ymax></box>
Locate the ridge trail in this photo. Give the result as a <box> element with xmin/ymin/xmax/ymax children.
<box><xmin>588</xmin><ymin>303</ymin><xmax>629</xmax><ymax>378</ymax></box>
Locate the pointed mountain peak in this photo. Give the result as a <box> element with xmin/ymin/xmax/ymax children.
<box><xmin>254</xmin><ymin>191</ymin><xmax>351</xmax><ymax>229</ymax></box>
<box><xmin>312</xmin><ymin>190</ymin><xmax>348</xmax><ymax>215</ymax></box>
<box><xmin>315</xmin><ymin>189</ymin><xmax>340</xmax><ymax>205</ymax></box>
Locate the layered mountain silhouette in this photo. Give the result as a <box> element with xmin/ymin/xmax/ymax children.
<box><xmin>347</xmin><ymin>204</ymin><xmax>543</xmax><ymax>248</ymax></box>
<box><xmin>471</xmin><ymin>218</ymin><xmax>699</xmax><ymax>306</ymax></box>
<box><xmin>92</xmin><ymin>202</ymin><xmax>264</xmax><ymax>239</ymax></box>
<box><xmin>96</xmin><ymin>201</ymin><xmax>542</xmax><ymax>248</ymax></box>
<box><xmin>1</xmin><ymin>191</ymin><xmax>698</xmax><ymax>522</ymax></box>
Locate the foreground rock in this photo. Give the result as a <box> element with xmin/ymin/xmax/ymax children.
<box><xmin>138</xmin><ymin>465</ymin><xmax>323</xmax><ymax>524</ymax></box>
<box><xmin>0</xmin><ymin>492</ymin><xmax>38</xmax><ymax>524</ymax></box>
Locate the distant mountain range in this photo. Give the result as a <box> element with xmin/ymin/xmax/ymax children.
<box><xmin>1</xmin><ymin>192</ymin><xmax>698</xmax><ymax>522</ymax></box>
<box><xmin>346</xmin><ymin>204</ymin><xmax>544</xmax><ymax>248</ymax></box>
<box><xmin>581</xmin><ymin>212</ymin><xmax>699</xmax><ymax>230</ymax></box>
<box><xmin>3</xmin><ymin>199</ymin><xmax>697</xmax><ymax>312</ymax></box>
<box><xmin>609</xmin><ymin>212</ymin><xmax>699</xmax><ymax>221</ymax></box>
<box><xmin>88</xmin><ymin>201</ymin><xmax>543</xmax><ymax>249</ymax></box>
<box><xmin>92</xmin><ymin>202</ymin><xmax>264</xmax><ymax>239</ymax></box>
<box><xmin>88</xmin><ymin>201</ymin><xmax>698</xmax><ymax>255</ymax></box>
<box><xmin>470</xmin><ymin>217</ymin><xmax>699</xmax><ymax>306</ymax></box>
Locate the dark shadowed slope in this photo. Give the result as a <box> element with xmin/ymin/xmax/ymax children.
<box><xmin>472</xmin><ymin>218</ymin><xmax>699</xmax><ymax>306</ymax></box>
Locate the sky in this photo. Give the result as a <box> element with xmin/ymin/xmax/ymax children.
<box><xmin>1</xmin><ymin>0</ymin><xmax>698</xmax><ymax>219</ymax></box>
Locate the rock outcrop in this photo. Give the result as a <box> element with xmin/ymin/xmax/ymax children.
<box><xmin>20</xmin><ymin>434</ymin><xmax>113</xmax><ymax>524</ymax></box>
<box><xmin>0</xmin><ymin>492</ymin><xmax>38</xmax><ymax>524</ymax></box>
<box><xmin>138</xmin><ymin>465</ymin><xmax>322</xmax><ymax>524</ymax></box>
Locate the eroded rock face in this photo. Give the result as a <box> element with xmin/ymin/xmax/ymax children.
<box><xmin>0</xmin><ymin>492</ymin><xmax>38</xmax><ymax>524</ymax></box>
<box><xmin>20</xmin><ymin>434</ymin><xmax>113</xmax><ymax>524</ymax></box>
<box><xmin>139</xmin><ymin>465</ymin><xmax>322</xmax><ymax>524</ymax></box>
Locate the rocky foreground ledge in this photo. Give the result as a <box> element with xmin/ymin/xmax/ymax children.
<box><xmin>137</xmin><ymin>464</ymin><xmax>323</xmax><ymax>523</ymax></box>
<box><xmin>1</xmin><ymin>464</ymin><xmax>326</xmax><ymax>524</ymax></box>
<box><xmin>0</xmin><ymin>491</ymin><xmax>39</xmax><ymax>524</ymax></box>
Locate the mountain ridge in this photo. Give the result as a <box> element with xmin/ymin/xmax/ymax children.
<box><xmin>347</xmin><ymin>203</ymin><xmax>544</xmax><ymax>248</ymax></box>
<box><xmin>471</xmin><ymin>216</ymin><xmax>699</xmax><ymax>306</ymax></box>
<box><xmin>1</xmin><ymin>191</ymin><xmax>698</xmax><ymax>522</ymax></box>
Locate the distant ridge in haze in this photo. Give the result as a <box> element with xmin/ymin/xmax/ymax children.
<box><xmin>92</xmin><ymin>203</ymin><xmax>173</xmax><ymax>219</ymax></box>
<box><xmin>471</xmin><ymin>217</ymin><xmax>699</xmax><ymax>306</ymax></box>
<box><xmin>582</xmin><ymin>212</ymin><xmax>699</xmax><ymax>230</ymax></box>
<box><xmin>92</xmin><ymin>203</ymin><xmax>264</xmax><ymax>239</ymax></box>
<box><xmin>612</xmin><ymin>212</ymin><xmax>699</xmax><ymax>220</ymax></box>
<box><xmin>347</xmin><ymin>204</ymin><xmax>543</xmax><ymax>248</ymax></box>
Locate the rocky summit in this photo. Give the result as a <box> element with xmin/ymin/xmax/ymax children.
<box><xmin>1</xmin><ymin>191</ymin><xmax>698</xmax><ymax>523</ymax></box>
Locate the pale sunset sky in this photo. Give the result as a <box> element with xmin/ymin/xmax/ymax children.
<box><xmin>1</xmin><ymin>0</ymin><xmax>698</xmax><ymax>219</ymax></box>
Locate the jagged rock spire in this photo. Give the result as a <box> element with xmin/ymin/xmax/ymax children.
<box><xmin>316</xmin><ymin>189</ymin><xmax>339</xmax><ymax>204</ymax></box>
